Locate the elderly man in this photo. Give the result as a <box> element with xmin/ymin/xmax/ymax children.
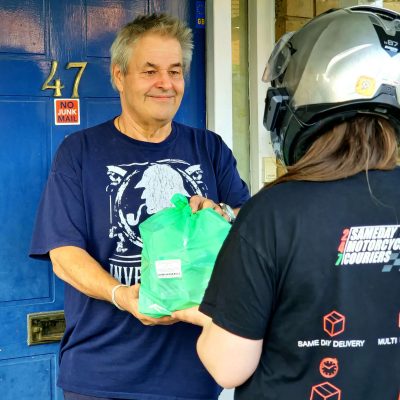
<box><xmin>30</xmin><ymin>13</ymin><xmax>249</xmax><ymax>400</ymax></box>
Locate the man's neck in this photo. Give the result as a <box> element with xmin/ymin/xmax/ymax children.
<box><xmin>116</xmin><ymin>114</ymin><xmax>172</xmax><ymax>143</ymax></box>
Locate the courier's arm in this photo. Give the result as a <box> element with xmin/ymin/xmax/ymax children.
<box><xmin>50</xmin><ymin>246</ymin><xmax>176</xmax><ymax>325</ymax></box>
<box><xmin>172</xmin><ymin>307</ymin><xmax>262</xmax><ymax>388</ymax></box>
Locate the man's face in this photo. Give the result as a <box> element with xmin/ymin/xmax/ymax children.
<box><xmin>114</xmin><ymin>33</ymin><xmax>185</xmax><ymax>127</ymax></box>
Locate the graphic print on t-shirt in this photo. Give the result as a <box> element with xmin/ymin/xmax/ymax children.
<box><xmin>319</xmin><ymin>357</ymin><xmax>339</xmax><ymax>379</ymax></box>
<box><xmin>307</xmin><ymin>312</ymin><xmax>346</xmax><ymax>399</ymax></box>
<box><xmin>323</xmin><ymin>311</ymin><xmax>346</xmax><ymax>337</ymax></box>
<box><xmin>335</xmin><ymin>225</ymin><xmax>400</xmax><ymax>271</ymax></box>
<box><xmin>106</xmin><ymin>159</ymin><xmax>207</xmax><ymax>285</ymax></box>
<box><xmin>305</xmin><ymin>225</ymin><xmax>400</xmax><ymax>399</ymax></box>
<box><xmin>310</xmin><ymin>381</ymin><xmax>341</xmax><ymax>400</ymax></box>
<box><xmin>300</xmin><ymin>306</ymin><xmax>399</xmax><ymax>398</ymax></box>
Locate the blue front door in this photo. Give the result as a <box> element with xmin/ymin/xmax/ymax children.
<box><xmin>0</xmin><ymin>1</ymin><xmax>205</xmax><ymax>399</ymax></box>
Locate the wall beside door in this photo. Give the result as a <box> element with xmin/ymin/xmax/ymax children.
<box><xmin>232</xmin><ymin>0</ymin><xmax>250</xmax><ymax>187</ymax></box>
<box><xmin>275</xmin><ymin>0</ymin><xmax>400</xmax><ymax>40</ymax></box>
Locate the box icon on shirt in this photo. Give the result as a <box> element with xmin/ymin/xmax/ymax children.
<box><xmin>310</xmin><ymin>382</ymin><xmax>341</xmax><ymax>400</ymax></box>
<box><xmin>323</xmin><ymin>310</ymin><xmax>345</xmax><ymax>337</ymax></box>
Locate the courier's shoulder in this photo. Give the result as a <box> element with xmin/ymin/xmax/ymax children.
<box><xmin>239</xmin><ymin>181</ymin><xmax>323</xmax><ymax>220</ymax></box>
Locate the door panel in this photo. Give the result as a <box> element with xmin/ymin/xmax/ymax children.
<box><xmin>0</xmin><ymin>1</ymin><xmax>206</xmax><ymax>399</ymax></box>
<box><xmin>0</xmin><ymin>0</ymin><xmax>46</xmax><ymax>55</ymax></box>
<box><xmin>150</xmin><ymin>0</ymin><xmax>206</xmax><ymax>128</ymax></box>
<box><xmin>0</xmin><ymin>355</ymin><xmax>56</xmax><ymax>399</ymax></box>
<box><xmin>86</xmin><ymin>0</ymin><xmax>148</xmax><ymax>58</ymax></box>
<box><xmin>86</xmin><ymin>99</ymin><xmax>122</xmax><ymax>127</ymax></box>
<box><xmin>0</xmin><ymin>100</ymin><xmax>50</xmax><ymax>305</ymax></box>
<box><xmin>0</xmin><ymin>61</ymin><xmax>51</xmax><ymax>95</ymax></box>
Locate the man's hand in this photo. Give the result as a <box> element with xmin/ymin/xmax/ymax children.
<box><xmin>189</xmin><ymin>195</ymin><xmax>224</xmax><ymax>218</ymax></box>
<box><xmin>189</xmin><ymin>195</ymin><xmax>239</xmax><ymax>223</ymax></box>
<box><xmin>115</xmin><ymin>284</ymin><xmax>178</xmax><ymax>326</ymax></box>
<box><xmin>50</xmin><ymin>247</ymin><xmax>177</xmax><ymax>326</ymax></box>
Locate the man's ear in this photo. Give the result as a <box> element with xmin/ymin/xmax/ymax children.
<box><xmin>112</xmin><ymin>64</ymin><xmax>124</xmax><ymax>93</ymax></box>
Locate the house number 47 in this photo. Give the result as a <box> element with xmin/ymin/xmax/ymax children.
<box><xmin>42</xmin><ymin>61</ymin><xmax>87</xmax><ymax>98</ymax></box>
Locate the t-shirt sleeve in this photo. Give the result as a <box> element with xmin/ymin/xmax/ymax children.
<box><xmin>29</xmin><ymin>137</ymin><xmax>87</xmax><ymax>259</ymax></box>
<box><xmin>200</xmin><ymin>223</ymin><xmax>276</xmax><ymax>340</ymax></box>
<box><xmin>211</xmin><ymin>133</ymin><xmax>250</xmax><ymax>207</ymax></box>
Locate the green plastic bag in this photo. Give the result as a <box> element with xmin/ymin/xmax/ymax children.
<box><xmin>138</xmin><ymin>193</ymin><xmax>231</xmax><ymax>317</ymax></box>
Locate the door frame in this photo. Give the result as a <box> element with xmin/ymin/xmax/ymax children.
<box><xmin>206</xmin><ymin>0</ymin><xmax>275</xmax><ymax>193</ymax></box>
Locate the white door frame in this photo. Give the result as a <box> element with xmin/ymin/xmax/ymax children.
<box><xmin>205</xmin><ymin>5</ymin><xmax>276</xmax><ymax>398</ymax></box>
<box><xmin>206</xmin><ymin>0</ymin><xmax>275</xmax><ymax>193</ymax></box>
<box><xmin>206</xmin><ymin>0</ymin><xmax>233</xmax><ymax>149</ymax></box>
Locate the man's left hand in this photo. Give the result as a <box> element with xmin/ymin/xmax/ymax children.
<box><xmin>190</xmin><ymin>195</ymin><xmax>239</xmax><ymax>223</ymax></box>
<box><xmin>189</xmin><ymin>195</ymin><xmax>224</xmax><ymax>217</ymax></box>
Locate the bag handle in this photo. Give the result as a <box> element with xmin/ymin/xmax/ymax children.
<box><xmin>170</xmin><ymin>193</ymin><xmax>190</xmax><ymax>210</ymax></box>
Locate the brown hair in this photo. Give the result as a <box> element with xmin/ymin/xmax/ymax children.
<box><xmin>267</xmin><ymin>116</ymin><xmax>399</xmax><ymax>187</ymax></box>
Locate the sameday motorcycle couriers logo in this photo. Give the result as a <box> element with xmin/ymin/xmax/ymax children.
<box><xmin>335</xmin><ymin>225</ymin><xmax>400</xmax><ymax>272</ymax></box>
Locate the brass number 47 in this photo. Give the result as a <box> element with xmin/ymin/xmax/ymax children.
<box><xmin>42</xmin><ymin>61</ymin><xmax>88</xmax><ymax>98</ymax></box>
<box><xmin>41</xmin><ymin>61</ymin><xmax>64</xmax><ymax>97</ymax></box>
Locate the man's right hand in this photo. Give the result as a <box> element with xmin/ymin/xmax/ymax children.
<box><xmin>49</xmin><ymin>246</ymin><xmax>177</xmax><ymax>326</ymax></box>
<box><xmin>115</xmin><ymin>284</ymin><xmax>178</xmax><ymax>326</ymax></box>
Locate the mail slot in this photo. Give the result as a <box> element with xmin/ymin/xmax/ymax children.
<box><xmin>27</xmin><ymin>311</ymin><xmax>65</xmax><ymax>345</ymax></box>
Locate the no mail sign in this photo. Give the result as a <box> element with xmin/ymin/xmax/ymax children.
<box><xmin>54</xmin><ymin>99</ymin><xmax>80</xmax><ymax>125</ymax></box>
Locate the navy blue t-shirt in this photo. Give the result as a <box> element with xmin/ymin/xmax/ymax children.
<box><xmin>30</xmin><ymin>119</ymin><xmax>249</xmax><ymax>399</ymax></box>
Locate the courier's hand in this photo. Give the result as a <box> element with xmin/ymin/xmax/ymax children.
<box><xmin>172</xmin><ymin>306</ymin><xmax>211</xmax><ymax>327</ymax></box>
<box><xmin>189</xmin><ymin>195</ymin><xmax>224</xmax><ymax>217</ymax></box>
<box><xmin>116</xmin><ymin>284</ymin><xmax>178</xmax><ymax>326</ymax></box>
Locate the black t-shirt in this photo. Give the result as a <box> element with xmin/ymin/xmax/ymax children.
<box><xmin>200</xmin><ymin>168</ymin><xmax>400</xmax><ymax>400</ymax></box>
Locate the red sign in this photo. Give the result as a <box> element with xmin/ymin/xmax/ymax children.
<box><xmin>54</xmin><ymin>99</ymin><xmax>80</xmax><ymax>125</ymax></box>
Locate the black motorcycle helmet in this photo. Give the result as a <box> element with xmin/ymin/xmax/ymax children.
<box><xmin>263</xmin><ymin>6</ymin><xmax>400</xmax><ymax>166</ymax></box>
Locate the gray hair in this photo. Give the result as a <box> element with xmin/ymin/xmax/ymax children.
<box><xmin>110</xmin><ymin>13</ymin><xmax>193</xmax><ymax>90</ymax></box>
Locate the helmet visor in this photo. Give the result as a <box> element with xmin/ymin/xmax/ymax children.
<box><xmin>262</xmin><ymin>32</ymin><xmax>295</xmax><ymax>83</ymax></box>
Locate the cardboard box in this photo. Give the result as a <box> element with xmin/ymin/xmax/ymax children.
<box><xmin>316</xmin><ymin>0</ymin><xmax>340</xmax><ymax>16</ymax></box>
<box><xmin>384</xmin><ymin>1</ymin><xmax>400</xmax><ymax>13</ymax></box>
<box><xmin>263</xmin><ymin>157</ymin><xmax>287</xmax><ymax>183</ymax></box>
<box><xmin>276</xmin><ymin>16</ymin><xmax>311</xmax><ymax>40</ymax></box>
<box><xmin>276</xmin><ymin>0</ymin><xmax>314</xmax><ymax>18</ymax></box>
<box><xmin>315</xmin><ymin>0</ymin><xmax>400</xmax><ymax>15</ymax></box>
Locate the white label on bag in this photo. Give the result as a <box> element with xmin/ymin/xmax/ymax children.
<box><xmin>155</xmin><ymin>259</ymin><xmax>182</xmax><ymax>279</ymax></box>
